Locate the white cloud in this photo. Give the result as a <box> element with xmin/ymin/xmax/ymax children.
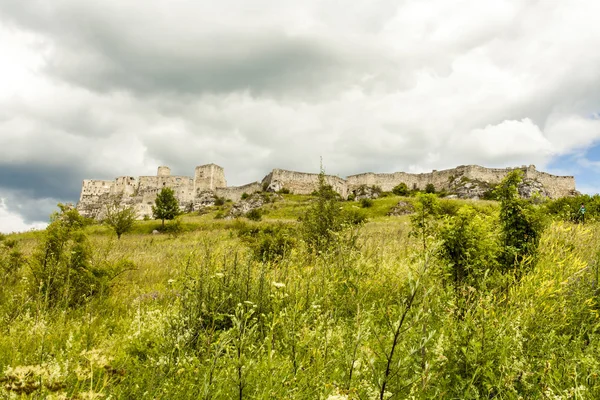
<box><xmin>0</xmin><ymin>198</ymin><xmax>47</xmax><ymax>234</ymax></box>
<box><xmin>1</xmin><ymin>0</ymin><xmax>600</xmax><ymax>222</ymax></box>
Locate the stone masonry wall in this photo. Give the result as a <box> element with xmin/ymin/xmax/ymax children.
<box><xmin>77</xmin><ymin>163</ymin><xmax>576</xmax><ymax>220</ymax></box>
<box><xmin>216</xmin><ymin>182</ymin><xmax>263</xmax><ymax>202</ymax></box>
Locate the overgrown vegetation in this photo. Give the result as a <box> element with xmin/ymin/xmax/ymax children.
<box><xmin>2</xmin><ymin>177</ymin><xmax>600</xmax><ymax>399</ymax></box>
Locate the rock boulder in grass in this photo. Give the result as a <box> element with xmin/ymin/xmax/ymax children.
<box><xmin>353</xmin><ymin>185</ymin><xmax>381</xmax><ymax>201</ymax></box>
<box><xmin>227</xmin><ymin>193</ymin><xmax>281</xmax><ymax>219</ymax></box>
<box><xmin>388</xmin><ymin>201</ymin><xmax>415</xmax><ymax>216</ymax></box>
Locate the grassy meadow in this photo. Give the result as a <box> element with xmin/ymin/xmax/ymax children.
<box><xmin>1</xmin><ymin>186</ymin><xmax>600</xmax><ymax>399</ymax></box>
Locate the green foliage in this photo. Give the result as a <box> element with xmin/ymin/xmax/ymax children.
<box><xmin>277</xmin><ymin>187</ymin><xmax>291</xmax><ymax>194</ymax></box>
<box><xmin>438</xmin><ymin>206</ymin><xmax>500</xmax><ymax>286</ymax></box>
<box><xmin>410</xmin><ymin>193</ymin><xmax>440</xmax><ymax>252</ymax></box>
<box><xmin>214</xmin><ymin>196</ymin><xmax>226</xmax><ymax>206</ymax></box>
<box><xmin>29</xmin><ymin>204</ymin><xmax>111</xmax><ymax>308</ymax></box>
<box><xmin>240</xmin><ymin>192</ymin><xmax>249</xmax><ymax>200</ymax></box>
<box><xmin>246</xmin><ymin>208</ymin><xmax>262</xmax><ymax>221</ymax></box>
<box><xmin>301</xmin><ymin>167</ymin><xmax>363</xmax><ymax>254</ymax></box>
<box><xmin>158</xmin><ymin>217</ymin><xmax>184</xmax><ymax>236</ymax></box>
<box><xmin>237</xmin><ymin>223</ymin><xmax>297</xmax><ymax>262</ymax></box>
<box><xmin>545</xmin><ymin>194</ymin><xmax>600</xmax><ymax>222</ymax></box>
<box><xmin>103</xmin><ymin>201</ymin><xmax>137</xmax><ymax>239</ymax></box>
<box><xmin>425</xmin><ymin>183</ymin><xmax>436</xmax><ymax>194</ymax></box>
<box><xmin>392</xmin><ymin>182</ymin><xmax>409</xmax><ymax>196</ymax></box>
<box><xmin>5</xmin><ymin>193</ymin><xmax>600</xmax><ymax>399</ymax></box>
<box><xmin>360</xmin><ymin>198</ymin><xmax>373</xmax><ymax>208</ymax></box>
<box><xmin>496</xmin><ymin>170</ymin><xmax>546</xmax><ymax>271</ymax></box>
<box><xmin>152</xmin><ymin>187</ymin><xmax>180</xmax><ymax>227</ymax></box>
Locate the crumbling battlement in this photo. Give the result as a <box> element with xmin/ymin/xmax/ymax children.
<box><xmin>77</xmin><ymin>163</ymin><xmax>576</xmax><ymax>220</ymax></box>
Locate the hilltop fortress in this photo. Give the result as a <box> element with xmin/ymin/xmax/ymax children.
<box><xmin>77</xmin><ymin>163</ymin><xmax>577</xmax><ymax>219</ymax></box>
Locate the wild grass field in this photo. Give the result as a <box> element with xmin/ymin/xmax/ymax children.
<box><xmin>1</xmin><ymin>173</ymin><xmax>600</xmax><ymax>399</ymax></box>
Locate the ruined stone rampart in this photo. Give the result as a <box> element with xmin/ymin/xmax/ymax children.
<box><xmin>77</xmin><ymin>163</ymin><xmax>576</xmax><ymax>220</ymax></box>
<box><xmin>262</xmin><ymin>169</ymin><xmax>348</xmax><ymax>198</ymax></box>
<box><xmin>216</xmin><ymin>182</ymin><xmax>263</xmax><ymax>202</ymax></box>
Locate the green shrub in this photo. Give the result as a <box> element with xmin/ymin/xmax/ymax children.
<box><xmin>438</xmin><ymin>205</ymin><xmax>500</xmax><ymax>286</ymax></box>
<box><xmin>392</xmin><ymin>182</ymin><xmax>409</xmax><ymax>196</ymax></box>
<box><xmin>246</xmin><ymin>208</ymin><xmax>262</xmax><ymax>221</ymax></box>
<box><xmin>278</xmin><ymin>187</ymin><xmax>291</xmax><ymax>194</ymax></box>
<box><xmin>425</xmin><ymin>183</ymin><xmax>436</xmax><ymax>194</ymax></box>
<box><xmin>159</xmin><ymin>218</ymin><xmax>184</xmax><ymax>236</ymax></box>
<box><xmin>360</xmin><ymin>198</ymin><xmax>373</xmax><ymax>208</ymax></box>
<box><xmin>241</xmin><ymin>192</ymin><xmax>249</xmax><ymax>200</ymax></box>
<box><xmin>214</xmin><ymin>197</ymin><xmax>226</xmax><ymax>206</ymax></box>
<box><xmin>29</xmin><ymin>204</ymin><xmax>112</xmax><ymax>308</ymax></box>
<box><xmin>496</xmin><ymin>170</ymin><xmax>547</xmax><ymax>271</ymax></box>
<box><xmin>238</xmin><ymin>223</ymin><xmax>297</xmax><ymax>262</ymax></box>
<box><xmin>302</xmin><ymin>167</ymin><xmax>362</xmax><ymax>253</ymax></box>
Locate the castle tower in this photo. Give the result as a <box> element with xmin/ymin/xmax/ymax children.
<box><xmin>194</xmin><ymin>164</ymin><xmax>226</xmax><ymax>192</ymax></box>
<box><xmin>157</xmin><ymin>166</ymin><xmax>171</xmax><ymax>176</ymax></box>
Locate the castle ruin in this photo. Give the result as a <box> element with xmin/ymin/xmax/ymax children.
<box><xmin>77</xmin><ymin>163</ymin><xmax>577</xmax><ymax>219</ymax></box>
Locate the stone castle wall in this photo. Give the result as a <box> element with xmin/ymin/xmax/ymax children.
<box><xmin>262</xmin><ymin>169</ymin><xmax>348</xmax><ymax>198</ymax></box>
<box><xmin>77</xmin><ymin>163</ymin><xmax>576</xmax><ymax>220</ymax></box>
<box><xmin>216</xmin><ymin>182</ymin><xmax>263</xmax><ymax>202</ymax></box>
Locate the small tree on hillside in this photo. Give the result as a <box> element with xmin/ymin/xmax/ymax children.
<box><xmin>153</xmin><ymin>187</ymin><xmax>180</xmax><ymax>227</ymax></box>
<box><xmin>104</xmin><ymin>200</ymin><xmax>137</xmax><ymax>239</ymax></box>
<box><xmin>496</xmin><ymin>170</ymin><xmax>546</xmax><ymax>272</ymax></box>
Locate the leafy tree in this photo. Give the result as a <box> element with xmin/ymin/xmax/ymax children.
<box><xmin>496</xmin><ymin>170</ymin><xmax>546</xmax><ymax>271</ymax></box>
<box><xmin>104</xmin><ymin>201</ymin><xmax>137</xmax><ymax>239</ymax></box>
<box><xmin>392</xmin><ymin>182</ymin><xmax>409</xmax><ymax>196</ymax></box>
<box><xmin>425</xmin><ymin>183</ymin><xmax>436</xmax><ymax>194</ymax></box>
<box><xmin>152</xmin><ymin>187</ymin><xmax>180</xmax><ymax>227</ymax></box>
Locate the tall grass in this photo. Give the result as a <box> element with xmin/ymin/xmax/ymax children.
<box><xmin>1</xmin><ymin>194</ymin><xmax>600</xmax><ymax>398</ymax></box>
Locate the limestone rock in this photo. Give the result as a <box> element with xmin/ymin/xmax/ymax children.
<box><xmin>227</xmin><ymin>193</ymin><xmax>280</xmax><ymax>219</ymax></box>
<box><xmin>192</xmin><ymin>191</ymin><xmax>218</xmax><ymax>212</ymax></box>
<box><xmin>449</xmin><ymin>177</ymin><xmax>490</xmax><ymax>200</ymax></box>
<box><xmin>388</xmin><ymin>201</ymin><xmax>415</xmax><ymax>216</ymax></box>
<box><xmin>518</xmin><ymin>178</ymin><xmax>549</xmax><ymax>199</ymax></box>
<box><xmin>353</xmin><ymin>185</ymin><xmax>381</xmax><ymax>201</ymax></box>
<box><xmin>265</xmin><ymin>180</ymin><xmax>284</xmax><ymax>193</ymax></box>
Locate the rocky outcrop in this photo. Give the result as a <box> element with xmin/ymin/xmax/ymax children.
<box><xmin>192</xmin><ymin>191</ymin><xmax>219</xmax><ymax>212</ymax></box>
<box><xmin>387</xmin><ymin>201</ymin><xmax>415</xmax><ymax>216</ymax></box>
<box><xmin>352</xmin><ymin>185</ymin><xmax>381</xmax><ymax>201</ymax></box>
<box><xmin>226</xmin><ymin>193</ymin><xmax>281</xmax><ymax>219</ymax></box>
<box><xmin>518</xmin><ymin>179</ymin><xmax>549</xmax><ymax>199</ymax></box>
<box><xmin>450</xmin><ymin>177</ymin><xmax>491</xmax><ymax>200</ymax></box>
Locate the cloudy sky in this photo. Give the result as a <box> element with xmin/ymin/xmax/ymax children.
<box><xmin>1</xmin><ymin>0</ymin><xmax>600</xmax><ymax>233</ymax></box>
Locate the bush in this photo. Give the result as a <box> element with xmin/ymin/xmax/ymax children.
<box><xmin>392</xmin><ymin>182</ymin><xmax>409</xmax><ymax>196</ymax></box>
<box><xmin>246</xmin><ymin>208</ymin><xmax>262</xmax><ymax>221</ymax></box>
<box><xmin>29</xmin><ymin>204</ymin><xmax>112</xmax><ymax>308</ymax></box>
<box><xmin>360</xmin><ymin>198</ymin><xmax>373</xmax><ymax>208</ymax></box>
<box><xmin>214</xmin><ymin>197</ymin><xmax>226</xmax><ymax>206</ymax></box>
<box><xmin>438</xmin><ymin>205</ymin><xmax>500</xmax><ymax>286</ymax></box>
<box><xmin>241</xmin><ymin>192</ymin><xmax>249</xmax><ymax>200</ymax></box>
<box><xmin>238</xmin><ymin>223</ymin><xmax>296</xmax><ymax>262</ymax></box>
<box><xmin>425</xmin><ymin>183</ymin><xmax>436</xmax><ymax>194</ymax></box>
<box><xmin>302</xmin><ymin>167</ymin><xmax>363</xmax><ymax>253</ymax></box>
<box><xmin>496</xmin><ymin>170</ymin><xmax>547</xmax><ymax>271</ymax></box>
<box><xmin>159</xmin><ymin>218</ymin><xmax>184</xmax><ymax>236</ymax></box>
<box><xmin>278</xmin><ymin>188</ymin><xmax>291</xmax><ymax>194</ymax></box>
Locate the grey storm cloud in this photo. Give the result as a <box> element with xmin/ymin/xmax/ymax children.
<box><xmin>1</xmin><ymin>0</ymin><xmax>600</xmax><ymax>232</ymax></box>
